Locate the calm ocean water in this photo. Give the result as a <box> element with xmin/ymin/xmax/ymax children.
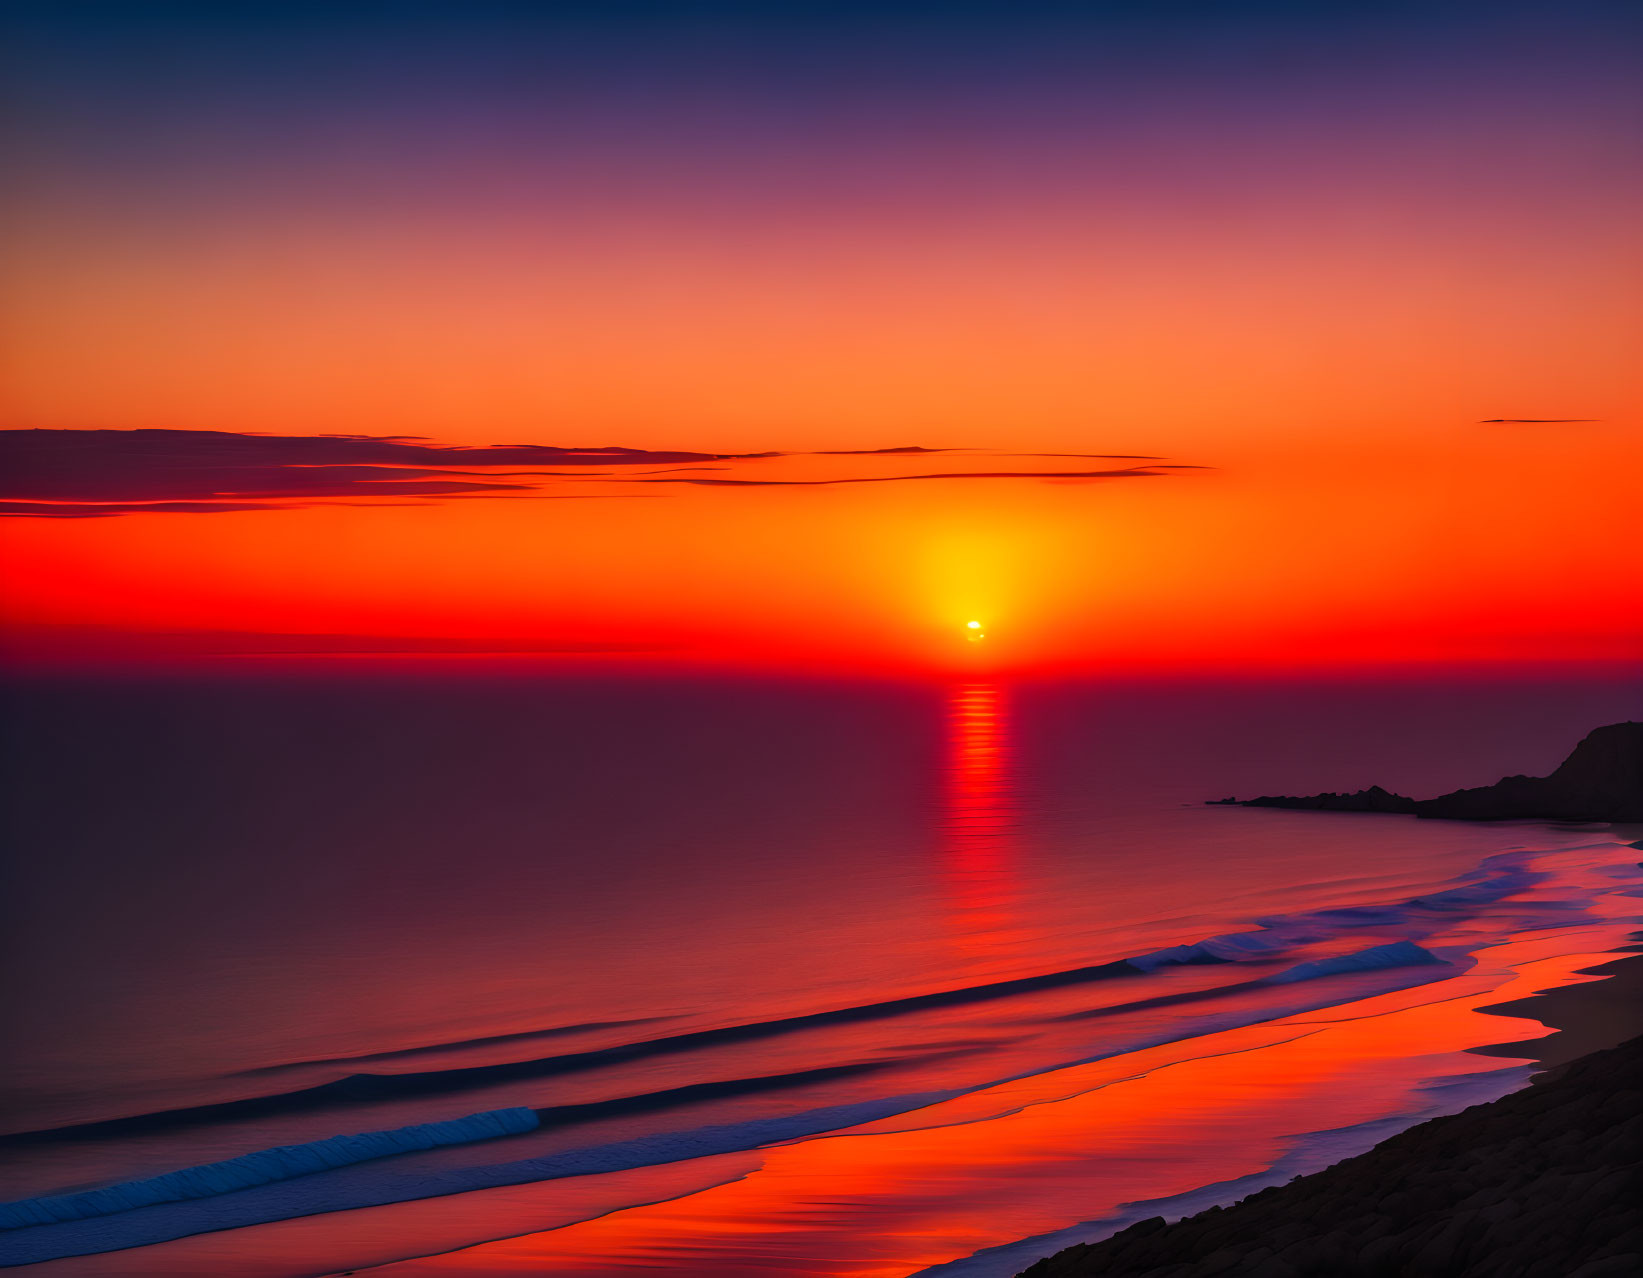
<box><xmin>2</xmin><ymin>668</ymin><xmax>1640</xmax><ymax>1275</ymax></box>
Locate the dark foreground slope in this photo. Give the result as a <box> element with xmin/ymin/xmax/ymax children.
<box><xmin>1209</xmin><ymin>721</ymin><xmax>1643</xmax><ymax>822</ymax></box>
<box><xmin>1019</xmin><ymin>1034</ymin><xmax>1642</xmax><ymax>1278</ymax></box>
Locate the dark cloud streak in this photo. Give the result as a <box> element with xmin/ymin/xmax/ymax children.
<box><xmin>0</xmin><ymin>501</ymin><xmax>282</xmax><ymax>518</ymax></box>
<box><xmin>641</xmin><ymin>467</ymin><xmax>1174</xmax><ymax>487</ymax></box>
<box><xmin>0</xmin><ymin>429</ymin><xmax>1200</xmax><ymax>515</ymax></box>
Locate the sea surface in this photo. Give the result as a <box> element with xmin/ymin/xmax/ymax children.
<box><xmin>2</xmin><ymin>666</ymin><xmax>1640</xmax><ymax>1276</ymax></box>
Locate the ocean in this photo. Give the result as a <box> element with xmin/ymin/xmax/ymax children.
<box><xmin>2</xmin><ymin>667</ymin><xmax>1639</xmax><ymax>1275</ymax></box>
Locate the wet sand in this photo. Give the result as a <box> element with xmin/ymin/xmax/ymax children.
<box><xmin>1470</xmin><ymin>945</ymin><xmax>1643</xmax><ymax>1069</ymax></box>
<box><xmin>1018</xmin><ymin>945</ymin><xmax>1643</xmax><ymax>1278</ymax></box>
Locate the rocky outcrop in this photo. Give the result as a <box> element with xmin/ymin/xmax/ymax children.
<box><xmin>1018</xmin><ymin>1033</ymin><xmax>1643</xmax><ymax>1278</ymax></box>
<box><xmin>1223</xmin><ymin>785</ymin><xmax>1417</xmax><ymax>814</ymax></box>
<box><xmin>1208</xmin><ymin>722</ymin><xmax>1642</xmax><ymax>823</ymax></box>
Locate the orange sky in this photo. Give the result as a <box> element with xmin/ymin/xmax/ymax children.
<box><xmin>2</xmin><ymin>2</ymin><xmax>1639</xmax><ymax>675</ymax></box>
<box><xmin>3</xmin><ymin>192</ymin><xmax>1638</xmax><ymax>673</ymax></box>
<box><xmin>2</xmin><ymin>423</ymin><xmax>1638</xmax><ymax>674</ymax></box>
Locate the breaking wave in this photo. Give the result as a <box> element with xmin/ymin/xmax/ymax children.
<box><xmin>0</xmin><ymin>1108</ymin><xmax>538</xmax><ymax>1229</ymax></box>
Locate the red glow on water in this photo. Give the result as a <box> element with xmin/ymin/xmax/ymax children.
<box><xmin>941</xmin><ymin>682</ymin><xmax>1025</xmax><ymax>959</ymax></box>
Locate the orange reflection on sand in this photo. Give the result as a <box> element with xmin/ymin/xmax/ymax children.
<box><xmin>940</xmin><ymin>682</ymin><xmax>1027</xmax><ymax>960</ymax></box>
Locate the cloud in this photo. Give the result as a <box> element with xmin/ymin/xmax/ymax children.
<box><xmin>1475</xmin><ymin>418</ymin><xmax>1600</xmax><ymax>424</ymax></box>
<box><xmin>814</xmin><ymin>447</ymin><xmax>1168</xmax><ymax>460</ymax></box>
<box><xmin>0</xmin><ymin>501</ymin><xmax>287</xmax><ymax>518</ymax></box>
<box><xmin>814</xmin><ymin>445</ymin><xmax>945</xmax><ymax>455</ymax></box>
<box><xmin>0</xmin><ymin>429</ymin><xmax>767</xmax><ymax>507</ymax></box>
<box><xmin>0</xmin><ymin>429</ymin><xmax>1201</xmax><ymax>516</ymax></box>
<box><xmin>0</xmin><ymin>626</ymin><xmax>686</xmax><ymax>659</ymax></box>
<box><xmin>640</xmin><ymin>466</ymin><xmax>1179</xmax><ymax>487</ymax></box>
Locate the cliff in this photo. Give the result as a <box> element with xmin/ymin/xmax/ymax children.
<box><xmin>1210</xmin><ymin>721</ymin><xmax>1642</xmax><ymax>823</ymax></box>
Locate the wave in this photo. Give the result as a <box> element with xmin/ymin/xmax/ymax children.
<box><xmin>0</xmin><ymin>1056</ymin><xmax>972</xmax><ymax>1233</ymax></box>
<box><xmin>0</xmin><ymin>940</ymin><xmax>1465</xmax><ymax>1262</ymax></box>
<box><xmin>1266</xmin><ymin>940</ymin><xmax>1445</xmax><ymax>984</ymax></box>
<box><xmin>1</xmin><ymin>851</ymin><xmax>1591</xmax><ymax>1266</ymax></box>
<box><xmin>1058</xmin><ymin>940</ymin><xmax>1446</xmax><ymax>1024</ymax></box>
<box><xmin>242</xmin><ymin>1015</ymin><xmax>676</xmax><ymax>1074</ymax></box>
<box><xmin>1130</xmin><ymin>857</ymin><xmax>1542</xmax><ymax>973</ymax></box>
<box><xmin>2</xmin><ymin>860</ymin><xmax>1550</xmax><ymax>1149</ymax></box>
<box><xmin>0</xmin><ymin>1108</ymin><xmax>537</xmax><ymax>1230</ymax></box>
<box><xmin>0</xmin><ymin>958</ymin><xmax>1143</xmax><ymax>1145</ymax></box>
<box><xmin>0</xmin><ymin>1092</ymin><xmax>960</xmax><ymax>1266</ymax></box>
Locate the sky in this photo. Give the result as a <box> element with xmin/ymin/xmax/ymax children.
<box><xmin>1</xmin><ymin>0</ymin><xmax>1639</xmax><ymax>674</ymax></box>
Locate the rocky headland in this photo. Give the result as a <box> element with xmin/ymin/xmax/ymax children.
<box><xmin>1208</xmin><ymin>721</ymin><xmax>1643</xmax><ymax>823</ymax></box>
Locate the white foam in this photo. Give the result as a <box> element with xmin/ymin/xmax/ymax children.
<box><xmin>1266</xmin><ymin>940</ymin><xmax>1443</xmax><ymax>984</ymax></box>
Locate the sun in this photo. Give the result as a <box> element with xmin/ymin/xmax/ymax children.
<box><xmin>965</xmin><ymin>620</ymin><xmax>985</xmax><ymax>642</ymax></box>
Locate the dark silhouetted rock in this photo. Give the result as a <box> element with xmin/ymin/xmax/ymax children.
<box><xmin>1412</xmin><ymin>722</ymin><xmax>1643</xmax><ymax>822</ymax></box>
<box><xmin>1207</xmin><ymin>722</ymin><xmax>1642</xmax><ymax>823</ymax></box>
<box><xmin>1234</xmin><ymin>785</ymin><xmax>1417</xmax><ymax>814</ymax></box>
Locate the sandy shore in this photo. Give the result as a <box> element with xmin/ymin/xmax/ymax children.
<box><xmin>1470</xmin><ymin>945</ymin><xmax>1643</xmax><ymax>1069</ymax></box>
<box><xmin>1017</xmin><ymin>941</ymin><xmax>1643</xmax><ymax>1278</ymax></box>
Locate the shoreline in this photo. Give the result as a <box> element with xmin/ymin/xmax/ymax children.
<box><xmin>1016</xmin><ymin>942</ymin><xmax>1643</xmax><ymax>1277</ymax></box>
<box><xmin>1469</xmin><ymin>945</ymin><xmax>1643</xmax><ymax>1070</ymax></box>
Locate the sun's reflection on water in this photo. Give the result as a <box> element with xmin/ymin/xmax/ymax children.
<box><xmin>941</xmin><ymin>681</ymin><xmax>1027</xmax><ymax>958</ymax></box>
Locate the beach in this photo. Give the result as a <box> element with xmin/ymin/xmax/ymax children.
<box><xmin>1019</xmin><ymin>943</ymin><xmax>1643</xmax><ymax>1278</ymax></box>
